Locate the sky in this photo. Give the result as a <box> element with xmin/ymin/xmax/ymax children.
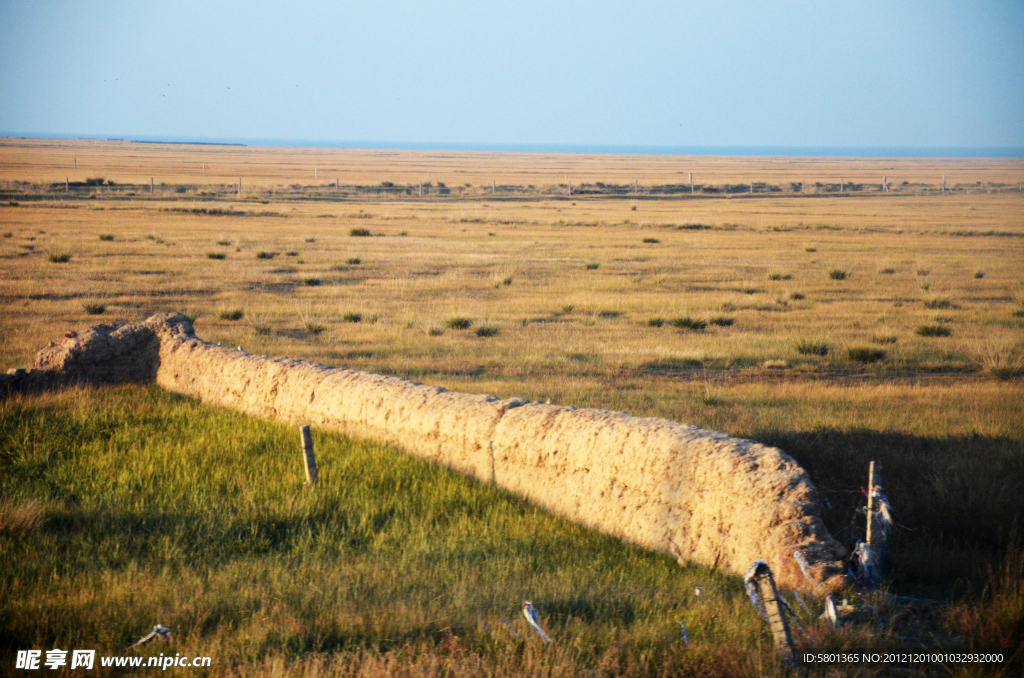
<box><xmin>1</xmin><ymin>1</ymin><xmax>1022</xmax><ymax>152</ymax></box>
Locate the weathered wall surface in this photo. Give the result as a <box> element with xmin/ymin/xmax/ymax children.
<box><xmin>13</xmin><ymin>312</ymin><xmax>848</xmax><ymax>590</ymax></box>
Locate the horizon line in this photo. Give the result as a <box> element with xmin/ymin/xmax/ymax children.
<box><xmin>3</xmin><ymin>132</ymin><xmax>1024</xmax><ymax>159</ymax></box>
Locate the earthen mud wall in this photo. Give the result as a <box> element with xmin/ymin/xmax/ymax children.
<box><xmin>6</xmin><ymin>313</ymin><xmax>848</xmax><ymax>591</ymax></box>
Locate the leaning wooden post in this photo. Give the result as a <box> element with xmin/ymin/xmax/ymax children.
<box><xmin>151</xmin><ymin>177</ymin><xmax>154</xmax><ymax>193</ymax></box>
<box><xmin>689</xmin><ymin>172</ymin><xmax>693</xmax><ymax>194</ymax></box>
<box><xmin>65</xmin><ymin>178</ymin><xmax>69</xmax><ymax>194</ymax></box>
<box><xmin>300</xmin><ymin>425</ymin><xmax>318</xmax><ymax>487</ymax></box>
<box><xmin>745</xmin><ymin>561</ymin><xmax>798</xmax><ymax>668</ymax></box>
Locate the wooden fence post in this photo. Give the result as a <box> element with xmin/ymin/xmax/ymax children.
<box><xmin>745</xmin><ymin>561</ymin><xmax>798</xmax><ymax>667</ymax></box>
<box><xmin>689</xmin><ymin>172</ymin><xmax>693</xmax><ymax>194</ymax></box>
<box><xmin>300</xmin><ymin>425</ymin><xmax>318</xmax><ymax>486</ymax></box>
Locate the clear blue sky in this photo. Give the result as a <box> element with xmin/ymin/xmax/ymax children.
<box><xmin>1</xmin><ymin>1</ymin><xmax>1022</xmax><ymax>151</ymax></box>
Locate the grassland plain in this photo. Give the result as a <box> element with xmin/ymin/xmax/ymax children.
<box><xmin>1</xmin><ymin>139</ymin><xmax>1023</xmax><ymax>675</ymax></box>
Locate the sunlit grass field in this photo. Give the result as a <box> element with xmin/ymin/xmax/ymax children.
<box><xmin>2</xmin><ymin>386</ymin><xmax>1020</xmax><ymax>677</ymax></box>
<box><xmin>1</xmin><ymin>140</ymin><xmax>1023</xmax><ymax>674</ymax></box>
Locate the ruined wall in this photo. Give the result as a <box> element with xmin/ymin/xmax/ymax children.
<box><xmin>15</xmin><ymin>313</ymin><xmax>847</xmax><ymax>590</ymax></box>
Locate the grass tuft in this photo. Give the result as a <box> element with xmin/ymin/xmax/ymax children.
<box><xmin>642</xmin><ymin>237</ymin><xmax>660</xmax><ymax>244</ymax></box>
<box><xmin>98</xmin><ymin>234</ymin><xmax>114</xmax><ymax>241</ymax></box>
<box><xmin>916</xmin><ymin>324</ymin><xmax>952</xmax><ymax>337</ymax></box>
<box><xmin>446</xmin><ymin>317</ymin><xmax>472</xmax><ymax>330</ymax></box>
<box><xmin>206</xmin><ymin>252</ymin><xmax>226</xmax><ymax>260</ymax></box>
<box><xmin>585</xmin><ymin>262</ymin><xmax>600</xmax><ymax>270</ymax></box>
<box><xmin>709</xmin><ymin>316</ymin><xmax>735</xmax><ymax>327</ymax></box>
<box><xmin>219</xmin><ymin>308</ymin><xmax>244</xmax><ymax>321</ymax></box>
<box><xmin>475</xmin><ymin>326</ymin><xmax>499</xmax><ymax>337</ymax></box>
<box><xmin>46</xmin><ymin>252</ymin><xmax>72</xmax><ymax>263</ymax></box>
<box><xmin>795</xmin><ymin>339</ymin><xmax>830</xmax><ymax>356</ymax></box>
<box><xmin>646</xmin><ymin>317</ymin><xmax>664</xmax><ymax>327</ymax></box>
<box><xmin>767</xmin><ymin>271</ymin><xmax>791</xmax><ymax>281</ymax></box>
<box><xmin>343</xmin><ymin>312</ymin><xmax>363</xmax><ymax>323</ymax></box>
<box><xmin>923</xmin><ymin>296</ymin><xmax>952</xmax><ymax>309</ymax></box>
<box><xmin>302</xmin><ymin>277</ymin><xmax>322</xmax><ymax>286</ymax></box>
<box><xmin>670</xmin><ymin>316</ymin><xmax>707</xmax><ymax>331</ymax></box>
<box><xmin>255</xmin><ymin>251</ymin><xmax>278</xmax><ymax>260</ymax></box>
<box><xmin>848</xmin><ymin>346</ymin><xmax>886</xmax><ymax>363</ymax></box>
<box><xmin>829</xmin><ymin>269</ymin><xmax>849</xmax><ymax>280</ymax></box>
<box><xmin>82</xmin><ymin>302</ymin><xmax>106</xmax><ymax>315</ymax></box>
<box><xmin>349</xmin><ymin>227</ymin><xmax>372</xmax><ymax>237</ymax></box>
<box><xmin>346</xmin><ymin>257</ymin><xmax>361</xmax><ymax>265</ymax></box>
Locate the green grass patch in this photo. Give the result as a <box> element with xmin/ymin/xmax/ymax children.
<box><xmin>0</xmin><ymin>386</ymin><xmax>769</xmax><ymax>675</ymax></box>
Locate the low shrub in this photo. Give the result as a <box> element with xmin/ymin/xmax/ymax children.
<box><xmin>789</xmin><ymin>291</ymin><xmax>805</xmax><ymax>300</ymax></box>
<box><xmin>347</xmin><ymin>257</ymin><xmax>361</xmax><ymax>265</ymax></box>
<box><xmin>302</xmin><ymin>277</ymin><xmax>322</xmax><ymax>286</ymax></box>
<box><xmin>642</xmin><ymin>237</ymin><xmax>660</xmax><ymax>244</ymax></box>
<box><xmin>647</xmin><ymin>317</ymin><xmax>665</xmax><ymax>327</ymax></box>
<box><xmin>82</xmin><ymin>302</ymin><xmax>105</xmax><ymax>315</ymax></box>
<box><xmin>924</xmin><ymin>296</ymin><xmax>952</xmax><ymax>309</ymax></box>
<box><xmin>670</xmin><ymin>316</ymin><xmax>707</xmax><ymax>331</ymax></box>
<box><xmin>829</xmin><ymin>269</ymin><xmax>849</xmax><ymax>280</ymax></box>
<box><xmin>767</xmin><ymin>271</ymin><xmax>791</xmax><ymax>281</ymax></box>
<box><xmin>709</xmin><ymin>316</ymin><xmax>735</xmax><ymax>327</ymax></box>
<box><xmin>207</xmin><ymin>252</ymin><xmax>226</xmax><ymax>260</ymax></box>
<box><xmin>585</xmin><ymin>262</ymin><xmax>600</xmax><ymax>270</ymax></box>
<box><xmin>47</xmin><ymin>252</ymin><xmax>71</xmax><ymax>263</ymax></box>
<box><xmin>795</xmin><ymin>339</ymin><xmax>830</xmax><ymax>356</ymax></box>
<box><xmin>98</xmin><ymin>234</ymin><xmax>114</xmax><ymax>241</ymax></box>
<box><xmin>872</xmin><ymin>334</ymin><xmax>898</xmax><ymax>344</ymax></box>
<box><xmin>916</xmin><ymin>324</ymin><xmax>952</xmax><ymax>337</ymax></box>
<box><xmin>475</xmin><ymin>326</ymin><xmax>499</xmax><ymax>337</ymax></box>
<box><xmin>446</xmin><ymin>317</ymin><xmax>472</xmax><ymax>330</ymax></box>
<box><xmin>285</xmin><ymin>251</ymin><xmax>299</xmax><ymax>257</ymax></box>
<box><xmin>974</xmin><ymin>271</ymin><xmax>985</xmax><ymax>279</ymax></box>
<box><xmin>848</xmin><ymin>347</ymin><xmax>886</xmax><ymax>363</ymax></box>
<box><xmin>343</xmin><ymin>312</ymin><xmax>362</xmax><ymax>323</ymax></box>
<box><xmin>256</xmin><ymin>251</ymin><xmax>277</xmax><ymax>260</ymax></box>
<box><xmin>350</xmin><ymin>228</ymin><xmax>372</xmax><ymax>237</ymax></box>
<box><xmin>219</xmin><ymin>309</ymin><xmax>244</xmax><ymax>321</ymax></box>
<box><xmin>878</xmin><ymin>266</ymin><xmax>896</xmax><ymax>275</ymax></box>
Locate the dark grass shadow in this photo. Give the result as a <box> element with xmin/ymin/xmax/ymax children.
<box><xmin>756</xmin><ymin>428</ymin><xmax>1024</xmax><ymax>598</ymax></box>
